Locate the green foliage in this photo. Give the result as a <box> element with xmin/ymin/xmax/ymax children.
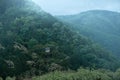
<box><xmin>32</xmin><ymin>68</ymin><xmax>120</xmax><ymax>80</ymax></box>
<box><xmin>114</xmin><ymin>69</ymin><xmax>120</xmax><ymax>80</ymax></box>
<box><xmin>0</xmin><ymin>0</ymin><xmax>120</xmax><ymax>80</ymax></box>
<box><xmin>6</xmin><ymin>77</ymin><xmax>15</xmax><ymax>80</ymax></box>
<box><xmin>57</xmin><ymin>10</ymin><xmax>120</xmax><ymax>57</ymax></box>
<box><xmin>2</xmin><ymin>68</ymin><xmax>120</xmax><ymax>80</ymax></box>
<box><xmin>32</xmin><ymin>68</ymin><xmax>114</xmax><ymax>80</ymax></box>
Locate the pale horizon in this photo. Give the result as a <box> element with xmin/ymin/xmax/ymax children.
<box><xmin>32</xmin><ymin>0</ymin><xmax>120</xmax><ymax>15</ymax></box>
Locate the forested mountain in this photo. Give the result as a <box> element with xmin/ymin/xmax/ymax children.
<box><xmin>57</xmin><ymin>10</ymin><xmax>120</xmax><ymax>57</ymax></box>
<box><xmin>0</xmin><ymin>0</ymin><xmax>119</xmax><ymax>80</ymax></box>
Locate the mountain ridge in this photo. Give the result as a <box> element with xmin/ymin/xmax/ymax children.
<box><xmin>0</xmin><ymin>1</ymin><xmax>119</xmax><ymax>80</ymax></box>
<box><xmin>57</xmin><ymin>10</ymin><xmax>120</xmax><ymax>57</ymax></box>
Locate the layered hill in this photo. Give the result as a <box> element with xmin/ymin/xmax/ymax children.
<box><xmin>0</xmin><ymin>1</ymin><xmax>119</xmax><ymax>80</ymax></box>
<box><xmin>57</xmin><ymin>10</ymin><xmax>120</xmax><ymax>57</ymax></box>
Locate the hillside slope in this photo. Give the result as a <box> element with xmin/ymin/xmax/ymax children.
<box><xmin>0</xmin><ymin>1</ymin><xmax>119</xmax><ymax>80</ymax></box>
<box><xmin>57</xmin><ymin>10</ymin><xmax>120</xmax><ymax>57</ymax></box>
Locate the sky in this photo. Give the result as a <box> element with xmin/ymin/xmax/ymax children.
<box><xmin>32</xmin><ymin>0</ymin><xmax>120</xmax><ymax>15</ymax></box>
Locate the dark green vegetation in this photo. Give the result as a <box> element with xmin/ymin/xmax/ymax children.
<box><xmin>0</xmin><ymin>0</ymin><xmax>120</xmax><ymax>80</ymax></box>
<box><xmin>32</xmin><ymin>68</ymin><xmax>120</xmax><ymax>80</ymax></box>
<box><xmin>57</xmin><ymin>10</ymin><xmax>120</xmax><ymax>57</ymax></box>
<box><xmin>2</xmin><ymin>68</ymin><xmax>120</xmax><ymax>80</ymax></box>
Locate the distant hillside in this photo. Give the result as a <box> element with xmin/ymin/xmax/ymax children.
<box><xmin>0</xmin><ymin>1</ymin><xmax>119</xmax><ymax>80</ymax></box>
<box><xmin>57</xmin><ymin>10</ymin><xmax>120</xmax><ymax>57</ymax></box>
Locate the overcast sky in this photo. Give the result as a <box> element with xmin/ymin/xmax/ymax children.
<box><xmin>32</xmin><ymin>0</ymin><xmax>120</xmax><ymax>15</ymax></box>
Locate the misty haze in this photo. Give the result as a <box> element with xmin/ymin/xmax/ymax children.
<box><xmin>0</xmin><ymin>0</ymin><xmax>120</xmax><ymax>80</ymax></box>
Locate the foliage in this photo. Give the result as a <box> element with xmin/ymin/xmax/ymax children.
<box><xmin>57</xmin><ymin>10</ymin><xmax>120</xmax><ymax>57</ymax></box>
<box><xmin>32</xmin><ymin>68</ymin><xmax>120</xmax><ymax>80</ymax></box>
<box><xmin>0</xmin><ymin>0</ymin><xmax>120</xmax><ymax>80</ymax></box>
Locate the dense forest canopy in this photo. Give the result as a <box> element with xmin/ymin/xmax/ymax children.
<box><xmin>57</xmin><ymin>10</ymin><xmax>120</xmax><ymax>57</ymax></box>
<box><xmin>0</xmin><ymin>0</ymin><xmax>120</xmax><ymax>80</ymax></box>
